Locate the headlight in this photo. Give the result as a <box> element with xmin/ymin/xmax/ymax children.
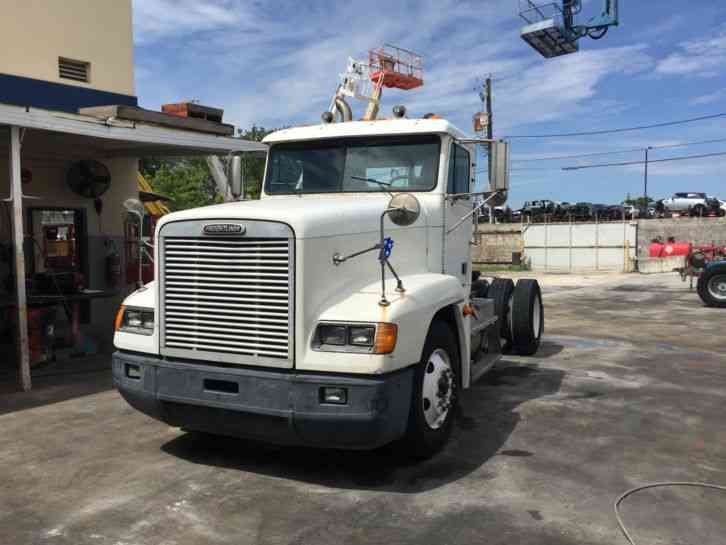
<box><xmin>313</xmin><ymin>323</ymin><xmax>397</xmax><ymax>354</ymax></box>
<box><xmin>115</xmin><ymin>306</ymin><xmax>154</xmax><ymax>336</ymax></box>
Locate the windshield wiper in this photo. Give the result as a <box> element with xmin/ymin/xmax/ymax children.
<box><xmin>350</xmin><ymin>175</ymin><xmax>392</xmax><ymax>187</ymax></box>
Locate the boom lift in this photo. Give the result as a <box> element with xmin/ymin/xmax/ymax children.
<box><xmin>519</xmin><ymin>0</ymin><xmax>619</xmax><ymax>58</ymax></box>
<box><xmin>325</xmin><ymin>45</ymin><xmax>423</xmax><ymax>123</ymax></box>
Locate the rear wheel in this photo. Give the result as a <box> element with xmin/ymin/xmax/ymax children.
<box><xmin>486</xmin><ymin>278</ymin><xmax>515</xmax><ymax>344</ymax></box>
<box><xmin>403</xmin><ymin>321</ymin><xmax>459</xmax><ymax>459</ymax></box>
<box><xmin>511</xmin><ymin>279</ymin><xmax>544</xmax><ymax>355</ymax></box>
<box><xmin>691</xmin><ymin>204</ymin><xmax>706</xmax><ymax>217</ymax></box>
<box><xmin>697</xmin><ymin>265</ymin><xmax>726</xmax><ymax>308</ymax></box>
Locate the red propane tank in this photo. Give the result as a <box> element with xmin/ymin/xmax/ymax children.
<box><xmin>649</xmin><ymin>241</ymin><xmax>691</xmax><ymax>258</ymax></box>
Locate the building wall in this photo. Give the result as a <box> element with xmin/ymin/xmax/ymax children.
<box><xmin>472</xmin><ymin>224</ymin><xmax>524</xmax><ymax>264</ymax></box>
<box><xmin>523</xmin><ymin>221</ymin><xmax>637</xmax><ymax>272</ymax></box>
<box><xmin>0</xmin><ymin>0</ymin><xmax>134</xmax><ymax>96</ymax></box>
<box><xmin>636</xmin><ymin>218</ymin><xmax>726</xmax><ymax>257</ymax></box>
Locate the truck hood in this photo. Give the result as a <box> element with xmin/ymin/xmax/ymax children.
<box><xmin>156</xmin><ymin>194</ymin><xmax>440</xmax><ymax>239</ymax></box>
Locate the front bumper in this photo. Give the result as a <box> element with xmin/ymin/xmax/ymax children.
<box><xmin>112</xmin><ymin>352</ymin><xmax>413</xmax><ymax>450</ymax></box>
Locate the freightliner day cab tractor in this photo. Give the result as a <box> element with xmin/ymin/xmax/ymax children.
<box><xmin>113</xmin><ymin>115</ymin><xmax>545</xmax><ymax>458</ymax></box>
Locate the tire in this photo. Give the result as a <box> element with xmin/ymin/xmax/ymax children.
<box><xmin>402</xmin><ymin>321</ymin><xmax>459</xmax><ymax>459</ymax></box>
<box><xmin>511</xmin><ymin>279</ymin><xmax>544</xmax><ymax>355</ymax></box>
<box><xmin>471</xmin><ymin>278</ymin><xmax>490</xmax><ymax>298</ymax></box>
<box><xmin>697</xmin><ymin>264</ymin><xmax>726</xmax><ymax>308</ymax></box>
<box><xmin>690</xmin><ymin>205</ymin><xmax>706</xmax><ymax>218</ymax></box>
<box><xmin>486</xmin><ymin>277</ymin><xmax>515</xmax><ymax>343</ymax></box>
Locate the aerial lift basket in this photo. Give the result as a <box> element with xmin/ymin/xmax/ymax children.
<box><xmin>519</xmin><ymin>1</ymin><xmax>579</xmax><ymax>58</ymax></box>
<box><xmin>368</xmin><ymin>45</ymin><xmax>423</xmax><ymax>90</ymax></box>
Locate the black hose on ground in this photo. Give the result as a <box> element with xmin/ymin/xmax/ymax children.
<box><xmin>614</xmin><ymin>482</ymin><xmax>726</xmax><ymax>545</ymax></box>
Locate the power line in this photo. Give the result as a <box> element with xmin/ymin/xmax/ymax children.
<box><xmin>562</xmin><ymin>150</ymin><xmax>726</xmax><ymax>171</ymax></box>
<box><xmin>503</xmin><ymin>112</ymin><xmax>726</xmax><ymax>139</ymax></box>
<box><xmin>512</xmin><ymin>136</ymin><xmax>726</xmax><ymax>163</ymax></box>
<box><xmin>513</xmin><ymin>147</ymin><xmax>644</xmax><ymax>163</ymax></box>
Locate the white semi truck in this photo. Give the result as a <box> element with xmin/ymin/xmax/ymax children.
<box><xmin>113</xmin><ymin>116</ymin><xmax>544</xmax><ymax>457</ymax></box>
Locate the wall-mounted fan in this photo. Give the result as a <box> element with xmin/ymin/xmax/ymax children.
<box><xmin>66</xmin><ymin>160</ymin><xmax>111</xmax><ymax>198</ymax></box>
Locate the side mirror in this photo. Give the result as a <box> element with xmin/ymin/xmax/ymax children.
<box><xmin>230</xmin><ymin>156</ymin><xmax>244</xmax><ymax>199</ymax></box>
<box><xmin>387</xmin><ymin>193</ymin><xmax>421</xmax><ymax>226</ymax></box>
<box><xmin>490</xmin><ymin>141</ymin><xmax>509</xmax><ymax>193</ymax></box>
<box><xmin>123</xmin><ymin>198</ymin><xmax>146</xmax><ymax>217</ymax></box>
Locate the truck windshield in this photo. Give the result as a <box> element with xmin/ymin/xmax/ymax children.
<box><xmin>264</xmin><ymin>135</ymin><xmax>441</xmax><ymax>195</ymax></box>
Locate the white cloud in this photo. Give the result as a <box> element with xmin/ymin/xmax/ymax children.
<box><xmin>132</xmin><ymin>0</ymin><xmax>245</xmax><ymax>43</ymax></box>
<box><xmin>132</xmin><ymin>1</ymin><xmax>652</xmax><ymax>135</ymax></box>
<box><xmin>689</xmin><ymin>90</ymin><xmax>726</xmax><ymax>106</ymax></box>
<box><xmin>655</xmin><ymin>25</ymin><xmax>726</xmax><ymax>77</ymax></box>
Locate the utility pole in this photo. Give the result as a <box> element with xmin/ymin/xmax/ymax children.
<box><xmin>483</xmin><ymin>76</ymin><xmax>494</xmax><ymax>223</ymax></box>
<box><xmin>643</xmin><ymin>146</ymin><xmax>652</xmax><ymax>216</ymax></box>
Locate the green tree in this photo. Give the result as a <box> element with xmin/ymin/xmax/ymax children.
<box><xmin>144</xmin><ymin>158</ymin><xmax>221</xmax><ymax>211</ymax></box>
<box><xmin>623</xmin><ymin>196</ymin><xmax>655</xmax><ymax>207</ymax></box>
<box><xmin>139</xmin><ymin>125</ymin><xmax>281</xmax><ymax>209</ymax></box>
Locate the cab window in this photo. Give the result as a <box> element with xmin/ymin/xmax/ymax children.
<box><xmin>447</xmin><ymin>144</ymin><xmax>470</xmax><ymax>194</ymax></box>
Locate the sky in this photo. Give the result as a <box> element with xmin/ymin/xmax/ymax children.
<box><xmin>132</xmin><ymin>0</ymin><xmax>726</xmax><ymax>207</ymax></box>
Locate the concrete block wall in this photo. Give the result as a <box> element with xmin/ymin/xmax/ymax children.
<box><xmin>472</xmin><ymin>224</ymin><xmax>523</xmax><ymax>263</ymax></box>
<box><xmin>636</xmin><ymin>218</ymin><xmax>726</xmax><ymax>257</ymax></box>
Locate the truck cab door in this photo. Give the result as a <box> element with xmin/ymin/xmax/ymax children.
<box><xmin>443</xmin><ymin>142</ymin><xmax>474</xmax><ymax>289</ymax></box>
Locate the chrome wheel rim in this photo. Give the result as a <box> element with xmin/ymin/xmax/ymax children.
<box><xmin>708</xmin><ymin>275</ymin><xmax>726</xmax><ymax>301</ymax></box>
<box><xmin>422</xmin><ymin>348</ymin><xmax>454</xmax><ymax>430</ymax></box>
<box><xmin>532</xmin><ymin>294</ymin><xmax>542</xmax><ymax>337</ymax></box>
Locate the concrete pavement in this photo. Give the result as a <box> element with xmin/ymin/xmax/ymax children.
<box><xmin>1</xmin><ymin>272</ymin><xmax>724</xmax><ymax>545</ymax></box>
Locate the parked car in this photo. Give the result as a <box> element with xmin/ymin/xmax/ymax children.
<box><xmin>520</xmin><ymin>199</ymin><xmax>558</xmax><ymax>220</ymax></box>
<box><xmin>603</xmin><ymin>205</ymin><xmax>627</xmax><ymax>220</ymax></box>
<box><xmin>661</xmin><ymin>192</ymin><xmax>708</xmax><ymax>213</ymax></box>
<box><xmin>623</xmin><ymin>205</ymin><xmax>640</xmax><ymax>218</ymax></box>
<box><xmin>477</xmin><ymin>205</ymin><xmax>513</xmax><ymax>223</ymax></box>
<box><xmin>570</xmin><ymin>202</ymin><xmax>595</xmax><ymax>221</ymax></box>
<box><xmin>659</xmin><ymin>192</ymin><xmax>725</xmax><ymax>217</ymax></box>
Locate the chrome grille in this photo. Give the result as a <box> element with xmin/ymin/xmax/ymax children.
<box><xmin>160</xmin><ymin>228</ymin><xmax>293</xmax><ymax>366</ymax></box>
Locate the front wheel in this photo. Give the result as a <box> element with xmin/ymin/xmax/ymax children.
<box><xmin>697</xmin><ymin>265</ymin><xmax>726</xmax><ymax>308</ymax></box>
<box><xmin>402</xmin><ymin>321</ymin><xmax>459</xmax><ymax>459</ymax></box>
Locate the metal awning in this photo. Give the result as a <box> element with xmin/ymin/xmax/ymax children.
<box><xmin>1</xmin><ymin>102</ymin><xmax>267</xmax><ymax>392</ymax></box>
<box><xmin>0</xmin><ymin>102</ymin><xmax>267</xmax><ymax>157</ymax></box>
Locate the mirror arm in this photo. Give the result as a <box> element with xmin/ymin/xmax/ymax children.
<box><xmin>446</xmin><ymin>192</ymin><xmax>500</xmax><ymax>235</ymax></box>
<box><xmin>332</xmin><ymin>243</ymin><xmax>381</xmax><ymax>266</ymax></box>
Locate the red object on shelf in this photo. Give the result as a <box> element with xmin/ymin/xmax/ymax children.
<box><xmin>368</xmin><ymin>45</ymin><xmax>423</xmax><ymax>90</ymax></box>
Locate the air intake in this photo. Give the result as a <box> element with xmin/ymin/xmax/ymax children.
<box><xmin>58</xmin><ymin>57</ymin><xmax>90</xmax><ymax>83</ymax></box>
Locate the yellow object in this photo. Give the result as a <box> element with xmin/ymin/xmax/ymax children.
<box><xmin>373</xmin><ymin>323</ymin><xmax>398</xmax><ymax>354</ymax></box>
<box><xmin>114</xmin><ymin>305</ymin><xmax>125</xmax><ymax>332</ymax></box>
<box><xmin>137</xmin><ymin>173</ymin><xmax>170</xmax><ymax>217</ymax></box>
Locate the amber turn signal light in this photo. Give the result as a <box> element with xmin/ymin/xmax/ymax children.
<box><xmin>114</xmin><ymin>305</ymin><xmax>125</xmax><ymax>332</ymax></box>
<box><xmin>373</xmin><ymin>323</ymin><xmax>398</xmax><ymax>354</ymax></box>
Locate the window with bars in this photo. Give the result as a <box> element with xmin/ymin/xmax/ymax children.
<box><xmin>58</xmin><ymin>57</ymin><xmax>90</xmax><ymax>83</ymax></box>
